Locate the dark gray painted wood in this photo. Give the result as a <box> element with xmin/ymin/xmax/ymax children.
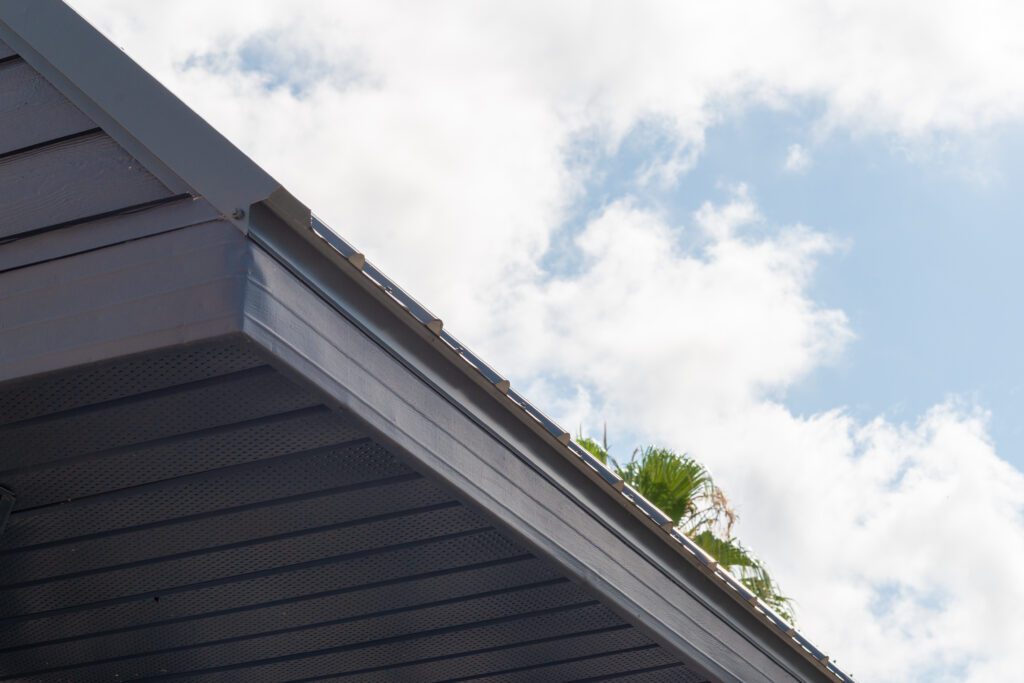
<box><xmin>2</xmin><ymin>224</ymin><xmax>237</xmax><ymax>334</ymax></box>
<box><xmin>0</xmin><ymin>330</ymin><xmax>685</xmax><ymax>680</ymax></box>
<box><xmin>322</xmin><ymin>629</ymin><xmax>656</xmax><ymax>683</ymax></box>
<box><xmin>0</xmin><ymin>131</ymin><xmax>171</xmax><ymax>240</ymax></box>
<box><xmin>241</xmin><ymin>243</ymin><xmax>796</xmax><ymax>683</ymax></box>
<box><xmin>0</xmin><ymin>0</ymin><xmax>279</xmax><ymax>221</ymax></box>
<box><xmin>0</xmin><ymin>368</ymin><xmax>318</xmax><ymax>472</ymax></box>
<box><xmin>0</xmin><ymin>196</ymin><xmax>220</xmax><ymax>273</ymax></box>
<box><xmin>0</xmin><ymin>36</ymin><xmax>13</xmax><ymax>60</ymax></box>
<box><xmin>0</xmin><ymin>58</ymin><xmax>94</xmax><ymax>156</ymax></box>
<box><xmin>6</xmin><ymin>559</ymin><xmax>561</xmax><ymax>674</ymax></box>
<box><xmin>0</xmin><ymin>223</ymin><xmax>246</xmax><ymax>385</ymax></box>
<box><xmin>0</xmin><ymin>338</ymin><xmax>265</xmax><ymax>427</ymax></box>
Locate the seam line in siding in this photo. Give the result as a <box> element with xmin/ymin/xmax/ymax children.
<box><xmin>0</xmin><ymin>193</ymin><xmax>193</xmax><ymax>246</ymax></box>
<box><xmin>0</xmin><ymin>126</ymin><xmax>102</xmax><ymax>162</ymax></box>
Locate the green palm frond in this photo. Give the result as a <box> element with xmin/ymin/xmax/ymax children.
<box><xmin>575</xmin><ymin>433</ymin><xmax>796</xmax><ymax>624</ymax></box>
<box><xmin>617</xmin><ymin>447</ymin><xmax>713</xmax><ymax>528</ymax></box>
<box><xmin>576</xmin><ymin>435</ymin><xmax>610</xmax><ymax>465</ymax></box>
<box><xmin>692</xmin><ymin>530</ymin><xmax>795</xmax><ymax>623</ymax></box>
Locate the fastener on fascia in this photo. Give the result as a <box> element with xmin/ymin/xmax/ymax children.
<box><xmin>347</xmin><ymin>252</ymin><xmax>366</xmax><ymax>270</ymax></box>
<box><xmin>426</xmin><ymin>318</ymin><xmax>443</xmax><ymax>336</ymax></box>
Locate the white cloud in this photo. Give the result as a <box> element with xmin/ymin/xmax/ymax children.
<box><xmin>516</xmin><ymin>198</ymin><xmax>1024</xmax><ymax>679</ymax></box>
<box><xmin>494</xmin><ymin>192</ymin><xmax>850</xmax><ymax>420</ymax></box>
<box><xmin>65</xmin><ymin>2</ymin><xmax>1024</xmax><ymax>681</ymax></box>
<box><xmin>785</xmin><ymin>143</ymin><xmax>812</xmax><ymax>172</ymax></box>
<box><xmin>497</xmin><ymin>195</ymin><xmax>1024</xmax><ymax>682</ymax></box>
<box><xmin>68</xmin><ymin>0</ymin><xmax>1024</xmax><ymax>328</ymax></box>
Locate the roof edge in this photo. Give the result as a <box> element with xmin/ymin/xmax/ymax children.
<box><xmin>248</xmin><ymin>200</ymin><xmax>854</xmax><ymax>683</ymax></box>
<box><xmin>0</xmin><ymin>1</ymin><xmax>852</xmax><ymax>677</ymax></box>
<box><xmin>0</xmin><ymin>0</ymin><xmax>285</xmax><ymax>228</ymax></box>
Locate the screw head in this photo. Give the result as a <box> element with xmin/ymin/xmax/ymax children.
<box><xmin>232</xmin><ymin>208</ymin><xmax>246</xmax><ymax>220</ymax></box>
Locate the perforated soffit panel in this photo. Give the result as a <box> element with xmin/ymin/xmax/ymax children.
<box><xmin>0</xmin><ymin>339</ymin><xmax>708</xmax><ymax>682</ymax></box>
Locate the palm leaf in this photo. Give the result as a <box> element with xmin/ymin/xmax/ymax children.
<box><xmin>692</xmin><ymin>530</ymin><xmax>795</xmax><ymax>622</ymax></box>
<box><xmin>577</xmin><ymin>435</ymin><xmax>796</xmax><ymax>624</ymax></box>
<box><xmin>617</xmin><ymin>447</ymin><xmax>713</xmax><ymax>527</ymax></box>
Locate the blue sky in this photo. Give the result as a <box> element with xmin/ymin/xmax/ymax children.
<box><xmin>76</xmin><ymin>2</ymin><xmax>1024</xmax><ymax>680</ymax></box>
<box><xmin>685</xmin><ymin>108</ymin><xmax>1024</xmax><ymax>464</ymax></box>
<box><xmin>548</xmin><ymin>104</ymin><xmax>1024</xmax><ymax>466</ymax></box>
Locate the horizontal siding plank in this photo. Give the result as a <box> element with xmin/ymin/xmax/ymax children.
<box><xmin>173</xmin><ymin>603</ymin><xmax>620</xmax><ymax>682</ymax></box>
<box><xmin>0</xmin><ymin>474</ymin><xmax>434</xmax><ymax>580</ymax></box>
<box><xmin>0</xmin><ymin>409</ymin><xmax>353</xmax><ymax>510</ymax></box>
<box><xmin>1</xmin><ymin>235</ymin><xmax>241</xmax><ymax>330</ymax></box>
<box><xmin>0</xmin><ymin>505</ymin><xmax>484</xmax><ymax>618</ymax></box>
<box><xmin>2</xmin><ymin>559</ymin><xmax>559</xmax><ymax>675</ymax></box>
<box><xmin>0</xmin><ymin>337</ymin><xmax>264</xmax><ymax>427</ymax></box>
<box><xmin>15</xmin><ymin>579</ymin><xmax>588</xmax><ymax>681</ymax></box>
<box><xmin>0</xmin><ymin>196</ymin><xmax>221</xmax><ymax>274</ymax></box>
<box><xmin>0</xmin><ymin>530</ymin><xmax>521</xmax><ymax>649</ymax></box>
<box><xmin>0</xmin><ymin>223</ymin><xmax>247</xmax><ymax>386</ymax></box>
<box><xmin>0</xmin><ymin>440</ymin><xmax>406</xmax><ymax>551</ymax></box>
<box><xmin>0</xmin><ymin>59</ymin><xmax>95</xmax><ymax>156</ymax></box>
<box><xmin>0</xmin><ymin>131</ymin><xmax>170</xmax><ymax>240</ymax></box>
<box><xmin>470</xmin><ymin>645</ymin><xmax>677</xmax><ymax>682</ymax></box>
<box><xmin>336</xmin><ymin>628</ymin><xmax>652</xmax><ymax>683</ymax></box>
<box><xmin>0</xmin><ymin>367</ymin><xmax>320</xmax><ymax>473</ymax></box>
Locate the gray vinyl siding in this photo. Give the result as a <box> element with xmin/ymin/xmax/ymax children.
<box><xmin>0</xmin><ymin>131</ymin><xmax>172</xmax><ymax>240</ymax></box>
<box><xmin>0</xmin><ymin>52</ymin><xmax>187</xmax><ymax>259</ymax></box>
<box><xmin>0</xmin><ymin>195</ymin><xmax>220</xmax><ymax>273</ymax></box>
<box><xmin>0</xmin><ymin>57</ymin><xmax>94</xmax><ymax>155</ymax></box>
<box><xmin>0</xmin><ymin>223</ymin><xmax>245</xmax><ymax>384</ymax></box>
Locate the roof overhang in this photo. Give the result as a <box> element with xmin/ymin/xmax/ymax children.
<box><xmin>0</xmin><ymin>1</ymin><xmax>847</xmax><ymax>680</ymax></box>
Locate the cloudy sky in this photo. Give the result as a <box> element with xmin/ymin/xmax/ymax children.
<box><xmin>71</xmin><ymin>2</ymin><xmax>1024</xmax><ymax>680</ymax></box>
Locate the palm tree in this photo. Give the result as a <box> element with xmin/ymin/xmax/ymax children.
<box><xmin>577</xmin><ymin>436</ymin><xmax>794</xmax><ymax>622</ymax></box>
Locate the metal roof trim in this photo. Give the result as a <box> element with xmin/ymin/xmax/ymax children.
<box><xmin>303</xmin><ymin>211</ymin><xmax>853</xmax><ymax>681</ymax></box>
